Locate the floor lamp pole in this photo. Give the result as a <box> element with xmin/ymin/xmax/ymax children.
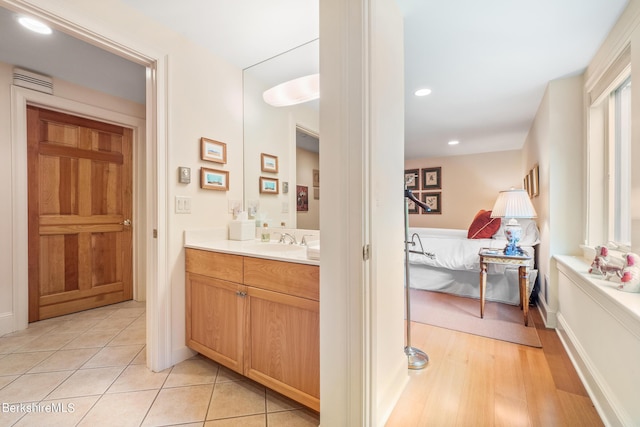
<box><xmin>404</xmin><ymin>184</ymin><xmax>429</xmax><ymax>370</ymax></box>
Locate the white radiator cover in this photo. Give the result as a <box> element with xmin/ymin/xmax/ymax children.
<box><xmin>13</xmin><ymin>68</ymin><xmax>53</xmax><ymax>94</ymax></box>
<box><xmin>555</xmin><ymin>255</ymin><xmax>640</xmax><ymax>427</ymax></box>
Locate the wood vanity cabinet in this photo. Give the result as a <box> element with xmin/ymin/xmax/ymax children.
<box><xmin>185</xmin><ymin>250</ymin><xmax>245</xmax><ymax>373</ymax></box>
<box><xmin>185</xmin><ymin>248</ymin><xmax>320</xmax><ymax>412</ymax></box>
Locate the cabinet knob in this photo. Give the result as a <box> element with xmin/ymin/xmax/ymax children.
<box><xmin>236</xmin><ymin>291</ymin><xmax>247</xmax><ymax>297</ymax></box>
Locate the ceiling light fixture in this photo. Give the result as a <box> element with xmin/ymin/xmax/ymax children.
<box><xmin>18</xmin><ymin>16</ymin><xmax>52</xmax><ymax>35</ymax></box>
<box><xmin>263</xmin><ymin>73</ymin><xmax>319</xmax><ymax>107</ymax></box>
<box><xmin>448</xmin><ymin>140</ymin><xmax>460</xmax><ymax>145</ymax></box>
<box><xmin>414</xmin><ymin>88</ymin><xmax>432</xmax><ymax>97</ymax></box>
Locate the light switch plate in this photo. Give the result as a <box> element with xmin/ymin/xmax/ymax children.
<box><xmin>175</xmin><ymin>196</ymin><xmax>191</xmax><ymax>214</ymax></box>
<box><xmin>178</xmin><ymin>167</ymin><xmax>191</xmax><ymax>184</ymax></box>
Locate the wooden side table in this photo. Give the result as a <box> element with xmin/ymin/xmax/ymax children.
<box><xmin>478</xmin><ymin>248</ymin><xmax>532</xmax><ymax>326</ymax></box>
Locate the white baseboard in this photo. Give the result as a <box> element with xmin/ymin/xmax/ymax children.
<box><xmin>172</xmin><ymin>345</ymin><xmax>196</xmax><ymax>366</ymax></box>
<box><xmin>536</xmin><ymin>292</ymin><xmax>557</xmax><ymax>328</ymax></box>
<box><xmin>0</xmin><ymin>312</ymin><xmax>13</xmax><ymax>336</ymax></box>
<box><xmin>556</xmin><ymin>313</ymin><xmax>627</xmax><ymax>427</ymax></box>
<box><xmin>377</xmin><ymin>356</ymin><xmax>410</xmax><ymax>426</ymax></box>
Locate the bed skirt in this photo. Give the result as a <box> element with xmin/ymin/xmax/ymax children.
<box><xmin>409</xmin><ymin>264</ymin><xmax>538</xmax><ymax>306</ymax></box>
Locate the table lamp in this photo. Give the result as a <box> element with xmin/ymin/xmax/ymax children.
<box><xmin>490</xmin><ymin>189</ymin><xmax>537</xmax><ymax>255</ymax></box>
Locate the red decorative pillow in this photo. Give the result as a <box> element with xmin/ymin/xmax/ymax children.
<box><xmin>467</xmin><ymin>210</ymin><xmax>501</xmax><ymax>239</ymax></box>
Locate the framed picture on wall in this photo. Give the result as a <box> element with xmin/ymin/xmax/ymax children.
<box><xmin>261</xmin><ymin>153</ymin><xmax>279</xmax><ymax>173</ymax></box>
<box><xmin>421</xmin><ymin>192</ymin><xmax>441</xmax><ymax>214</ymax></box>
<box><xmin>421</xmin><ymin>167</ymin><xmax>441</xmax><ymax>190</ymax></box>
<box><xmin>200</xmin><ymin>137</ymin><xmax>227</xmax><ymax>164</ymax></box>
<box><xmin>259</xmin><ymin>176</ymin><xmax>279</xmax><ymax>194</ymax></box>
<box><xmin>404</xmin><ymin>169</ymin><xmax>419</xmax><ymax>190</ymax></box>
<box><xmin>528</xmin><ymin>169</ymin><xmax>535</xmax><ymax>198</ymax></box>
<box><xmin>531</xmin><ymin>164</ymin><xmax>539</xmax><ymax>197</ymax></box>
<box><xmin>200</xmin><ymin>168</ymin><xmax>229</xmax><ymax>191</ymax></box>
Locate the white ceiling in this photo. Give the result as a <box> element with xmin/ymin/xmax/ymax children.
<box><xmin>0</xmin><ymin>6</ymin><xmax>146</xmax><ymax>104</ymax></box>
<box><xmin>400</xmin><ymin>0</ymin><xmax>628</xmax><ymax>158</ymax></box>
<box><xmin>0</xmin><ymin>0</ymin><xmax>629</xmax><ymax>159</ymax></box>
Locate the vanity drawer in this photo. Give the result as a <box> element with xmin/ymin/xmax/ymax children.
<box><xmin>185</xmin><ymin>248</ymin><xmax>243</xmax><ymax>283</ymax></box>
<box><xmin>243</xmin><ymin>257</ymin><xmax>319</xmax><ymax>301</ymax></box>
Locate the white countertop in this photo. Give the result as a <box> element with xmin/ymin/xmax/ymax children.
<box><xmin>184</xmin><ymin>232</ymin><xmax>319</xmax><ymax>266</ymax></box>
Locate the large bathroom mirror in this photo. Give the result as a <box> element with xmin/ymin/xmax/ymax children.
<box><xmin>243</xmin><ymin>39</ymin><xmax>319</xmax><ymax>230</ymax></box>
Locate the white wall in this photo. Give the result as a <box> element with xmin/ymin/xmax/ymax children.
<box><xmin>165</xmin><ymin>38</ymin><xmax>244</xmax><ymax>363</ymax></box>
<box><xmin>522</xmin><ymin>75</ymin><xmax>584</xmax><ymax>326</ymax></box>
<box><xmin>405</xmin><ymin>150</ymin><xmax>523</xmax><ymax>230</ymax></box>
<box><xmin>0</xmin><ymin>61</ymin><xmax>14</xmax><ymax>326</ymax></box>
<box><xmin>320</xmin><ymin>0</ymin><xmax>406</xmax><ymax>425</ymax></box>
<box><xmin>547</xmin><ymin>3</ymin><xmax>640</xmax><ymax>423</ymax></box>
<box><xmin>370</xmin><ymin>0</ymin><xmax>407</xmax><ymax>422</ymax></box>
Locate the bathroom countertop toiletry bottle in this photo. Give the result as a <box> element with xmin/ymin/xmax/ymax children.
<box><xmin>261</xmin><ymin>223</ymin><xmax>270</xmax><ymax>242</ymax></box>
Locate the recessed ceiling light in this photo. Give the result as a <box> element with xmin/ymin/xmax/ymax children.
<box><xmin>448</xmin><ymin>140</ymin><xmax>460</xmax><ymax>145</ymax></box>
<box><xmin>414</xmin><ymin>88</ymin><xmax>432</xmax><ymax>97</ymax></box>
<box><xmin>18</xmin><ymin>16</ymin><xmax>52</xmax><ymax>35</ymax></box>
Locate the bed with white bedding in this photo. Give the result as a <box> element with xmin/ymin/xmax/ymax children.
<box><xmin>407</xmin><ymin>222</ymin><xmax>539</xmax><ymax>305</ymax></box>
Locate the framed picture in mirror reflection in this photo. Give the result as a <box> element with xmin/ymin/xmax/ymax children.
<box><xmin>297</xmin><ymin>185</ymin><xmax>308</xmax><ymax>211</ymax></box>
<box><xmin>259</xmin><ymin>176</ymin><xmax>279</xmax><ymax>194</ymax></box>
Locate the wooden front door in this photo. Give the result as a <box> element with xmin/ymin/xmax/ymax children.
<box><xmin>27</xmin><ymin>106</ymin><xmax>133</xmax><ymax>322</ymax></box>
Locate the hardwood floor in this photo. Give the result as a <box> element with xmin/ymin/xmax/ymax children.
<box><xmin>386</xmin><ymin>307</ymin><xmax>603</xmax><ymax>426</ymax></box>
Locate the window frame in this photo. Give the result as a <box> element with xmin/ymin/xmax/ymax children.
<box><xmin>610</xmin><ymin>76</ymin><xmax>631</xmax><ymax>245</ymax></box>
<box><xmin>586</xmin><ymin>58</ymin><xmax>631</xmax><ymax>250</ymax></box>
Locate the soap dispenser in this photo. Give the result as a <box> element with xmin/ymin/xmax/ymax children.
<box><xmin>261</xmin><ymin>223</ymin><xmax>270</xmax><ymax>242</ymax></box>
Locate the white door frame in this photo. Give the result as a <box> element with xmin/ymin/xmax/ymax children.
<box><xmin>4</xmin><ymin>0</ymin><xmax>171</xmax><ymax>372</ymax></box>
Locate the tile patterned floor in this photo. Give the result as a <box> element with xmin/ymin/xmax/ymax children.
<box><xmin>0</xmin><ymin>301</ymin><xmax>319</xmax><ymax>426</ymax></box>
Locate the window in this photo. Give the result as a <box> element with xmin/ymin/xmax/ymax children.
<box><xmin>612</xmin><ymin>77</ymin><xmax>631</xmax><ymax>245</ymax></box>
<box><xmin>586</xmin><ymin>48</ymin><xmax>632</xmax><ymax>250</ymax></box>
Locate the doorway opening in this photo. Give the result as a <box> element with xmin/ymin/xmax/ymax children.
<box><xmin>295</xmin><ymin>126</ymin><xmax>319</xmax><ymax>230</ymax></box>
<box><xmin>5</xmin><ymin>1</ymin><xmax>169</xmax><ymax>372</ymax></box>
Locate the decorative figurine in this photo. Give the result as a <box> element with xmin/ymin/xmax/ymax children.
<box><xmin>618</xmin><ymin>252</ymin><xmax>640</xmax><ymax>292</ymax></box>
<box><xmin>588</xmin><ymin>245</ymin><xmax>623</xmax><ymax>279</ymax></box>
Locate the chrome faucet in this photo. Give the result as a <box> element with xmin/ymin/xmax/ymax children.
<box><xmin>278</xmin><ymin>232</ymin><xmax>297</xmax><ymax>245</ymax></box>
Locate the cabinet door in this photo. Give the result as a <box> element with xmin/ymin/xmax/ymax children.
<box><xmin>186</xmin><ymin>272</ymin><xmax>246</xmax><ymax>374</ymax></box>
<box><xmin>245</xmin><ymin>287</ymin><xmax>319</xmax><ymax>411</ymax></box>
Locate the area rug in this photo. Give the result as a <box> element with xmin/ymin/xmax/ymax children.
<box><xmin>409</xmin><ymin>289</ymin><xmax>542</xmax><ymax>348</ymax></box>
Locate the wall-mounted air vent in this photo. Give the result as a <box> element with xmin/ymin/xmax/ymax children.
<box><xmin>13</xmin><ymin>68</ymin><xmax>53</xmax><ymax>94</ymax></box>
